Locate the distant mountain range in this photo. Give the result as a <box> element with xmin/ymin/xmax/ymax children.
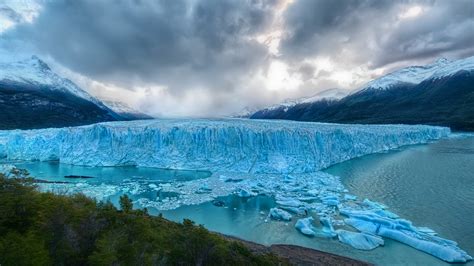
<box><xmin>103</xmin><ymin>100</ymin><xmax>153</xmax><ymax>120</ymax></box>
<box><xmin>0</xmin><ymin>56</ymin><xmax>152</xmax><ymax>129</ymax></box>
<box><xmin>238</xmin><ymin>88</ymin><xmax>348</xmax><ymax>118</ymax></box>
<box><xmin>251</xmin><ymin>56</ymin><xmax>474</xmax><ymax>131</ymax></box>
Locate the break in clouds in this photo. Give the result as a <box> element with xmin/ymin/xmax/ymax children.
<box><xmin>1</xmin><ymin>0</ymin><xmax>473</xmax><ymax>117</ymax></box>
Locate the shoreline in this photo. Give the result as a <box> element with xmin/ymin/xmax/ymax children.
<box><xmin>220</xmin><ymin>233</ymin><xmax>372</xmax><ymax>266</ymax></box>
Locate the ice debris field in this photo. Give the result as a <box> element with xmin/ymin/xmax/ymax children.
<box><xmin>0</xmin><ymin>119</ymin><xmax>471</xmax><ymax>263</ymax></box>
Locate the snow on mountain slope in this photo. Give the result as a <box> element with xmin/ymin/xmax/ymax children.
<box><xmin>357</xmin><ymin>56</ymin><xmax>474</xmax><ymax>93</ymax></box>
<box><xmin>231</xmin><ymin>106</ymin><xmax>259</xmax><ymax>118</ymax></box>
<box><xmin>298</xmin><ymin>88</ymin><xmax>349</xmax><ymax>103</ymax></box>
<box><xmin>103</xmin><ymin>100</ymin><xmax>139</xmax><ymax>114</ymax></box>
<box><xmin>0</xmin><ymin>118</ymin><xmax>449</xmax><ymax>173</ymax></box>
<box><xmin>103</xmin><ymin>100</ymin><xmax>153</xmax><ymax>120</ymax></box>
<box><xmin>251</xmin><ymin>56</ymin><xmax>474</xmax><ymax>117</ymax></box>
<box><xmin>262</xmin><ymin>88</ymin><xmax>349</xmax><ymax>113</ymax></box>
<box><xmin>0</xmin><ymin>56</ymin><xmax>105</xmax><ymax>106</ymax></box>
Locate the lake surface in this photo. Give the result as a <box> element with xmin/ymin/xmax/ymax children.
<box><xmin>325</xmin><ymin>135</ymin><xmax>474</xmax><ymax>262</ymax></box>
<box><xmin>3</xmin><ymin>135</ymin><xmax>473</xmax><ymax>265</ymax></box>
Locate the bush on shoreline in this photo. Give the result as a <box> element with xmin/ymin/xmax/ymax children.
<box><xmin>0</xmin><ymin>174</ymin><xmax>283</xmax><ymax>265</ymax></box>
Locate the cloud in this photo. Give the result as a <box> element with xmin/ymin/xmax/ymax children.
<box><xmin>10</xmin><ymin>0</ymin><xmax>276</xmax><ymax>89</ymax></box>
<box><xmin>2</xmin><ymin>0</ymin><xmax>474</xmax><ymax>116</ymax></box>
<box><xmin>280</xmin><ymin>0</ymin><xmax>474</xmax><ymax>68</ymax></box>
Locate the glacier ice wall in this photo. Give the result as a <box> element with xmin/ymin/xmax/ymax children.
<box><xmin>0</xmin><ymin>119</ymin><xmax>449</xmax><ymax>173</ymax></box>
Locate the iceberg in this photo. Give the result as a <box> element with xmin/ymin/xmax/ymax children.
<box><xmin>336</xmin><ymin>229</ymin><xmax>384</xmax><ymax>250</ymax></box>
<box><xmin>269</xmin><ymin>208</ymin><xmax>292</xmax><ymax>221</ymax></box>
<box><xmin>295</xmin><ymin>217</ymin><xmax>317</xmax><ymax>236</ymax></box>
<box><xmin>341</xmin><ymin>208</ymin><xmax>472</xmax><ymax>263</ymax></box>
<box><xmin>319</xmin><ymin>217</ymin><xmax>337</xmax><ymax>238</ymax></box>
<box><xmin>0</xmin><ymin>119</ymin><xmax>449</xmax><ymax>173</ymax></box>
<box><xmin>235</xmin><ymin>188</ymin><xmax>256</xmax><ymax>198</ymax></box>
<box><xmin>294</xmin><ymin>216</ymin><xmax>337</xmax><ymax>238</ymax></box>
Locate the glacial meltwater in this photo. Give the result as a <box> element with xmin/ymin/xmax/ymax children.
<box><xmin>2</xmin><ymin>135</ymin><xmax>473</xmax><ymax>265</ymax></box>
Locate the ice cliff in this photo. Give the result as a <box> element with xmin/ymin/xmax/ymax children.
<box><xmin>0</xmin><ymin>118</ymin><xmax>450</xmax><ymax>173</ymax></box>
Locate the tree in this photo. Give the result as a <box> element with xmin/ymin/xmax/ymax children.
<box><xmin>119</xmin><ymin>194</ymin><xmax>133</xmax><ymax>213</ymax></box>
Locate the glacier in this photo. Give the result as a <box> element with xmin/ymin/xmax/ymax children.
<box><xmin>0</xmin><ymin>118</ymin><xmax>449</xmax><ymax>173</ymax></box>
<box><xmin>0</xmin><ymin>118</ymin><xmax>471</xmax><ymax>263</ymax></box>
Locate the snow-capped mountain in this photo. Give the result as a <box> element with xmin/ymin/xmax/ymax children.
<box><xmin>0</xmin><ymin>56</ymin><xmax>112</xmax><ymax>109</ymax></box>
<box><xmin>0</xmin><ymin>56</ymin><xmax>122</xmax><ymax>129</ymax></box>
<box><xmin>251</xmin><ymin>56</ymin><xmax>474</xmax><ymax>130</ymax></box>
<box><xmin>293</xmin><ymin>88</ymin><xmax>349</xmax><ymax>104</ymax></box>
<box><xmin>231</xmin><ymin>106</ymin><xmax>260</xmax><ymax>118</ymax></box>
<box><xmin>103</xmin><ymin>100</ymin><xmax>153</xmax><ymax>120</ymax></box>
<box><xmin>255</xmin><ymin>88</ymin><xmax>349</xmax><ymax>114</ymax></box>
<box><xmin>356</xmin><ymin>56</ymin><xmax>474</xmax><ymax>93</ymax></box>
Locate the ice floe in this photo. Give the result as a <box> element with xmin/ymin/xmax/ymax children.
<box><xmin>269</xmin><ymin>208</ymin><xmax>292</xmax><ymax>221</ymax></box>
<box><xmin>336</xmin><ymin>229</ymin><xmax>384</xmax><ymax>250</ymax></box>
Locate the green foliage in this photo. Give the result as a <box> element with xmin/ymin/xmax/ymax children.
<box><xmin>119</xmin><ymin>194</ymin><xmax>133</xmax><ymax>213</ymax></box>
<box><xmin>0</xmin><ymin>174</ymin><xmax>283</xmax><ymax>266</ymax></box>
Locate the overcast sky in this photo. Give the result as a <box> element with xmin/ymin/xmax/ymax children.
<box><xmin>1</xmin><ymin>0</ymin><xmax>473</xmax><ymax>117</ymax></box>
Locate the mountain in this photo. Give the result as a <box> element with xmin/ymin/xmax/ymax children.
<box><xmin>103</xmin><ymin>100</ymin><xmax>153</xmax><ymax>120</ymax></box>
<box><xmin>237</xmin><ymin>88</ymin><xmax>348</xmax><ymax>118</ymax></box>
<box><xmin>251</xmin><ymin>56</ymin><xmax>474</xmax><ymax>131</ymax></box>
<box><xmin>0</xmin><ymin>56</ymin><xmax>122</xmax><ymax>129</ymax></box>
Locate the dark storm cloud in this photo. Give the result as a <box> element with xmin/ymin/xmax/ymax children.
<box><xmin>3</xmin><ymin>0</ymin><xmax>474</xmax><ymax>116</ymax></box>
<box><xmin>373</xmin><ymin>0</ymin><xmax>474</xmax><ymax>67</ymax></box>
<box><xmin>281</xmin><ymin>0</ymin><xmax>474</xmax><ymax>68</ymax></box>
<box><xmin>9</xmin><ymin>0</ymin><xmax>276</xmax><ymax>90</ymax></box>
<box><xmin>280</xmin><ymin>0</ymin><xmax>394</xmax><ymax>58</ymax></box>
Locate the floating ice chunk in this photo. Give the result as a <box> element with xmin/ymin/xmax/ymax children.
<box><xmin>363</xmin><ymin>199</ymin><xmax>387</xmax><ymax>209</ymax></box>
<box><xmin>276</xmin><ymin>196</ymin><xmax>303</xmax><ymax>207</ymax></box>
<box><xmin>378</xmin><ymin>227</ymin><xmax>472</xmax><ymax>263</ymax></box>
<box><xmin>336</xmin><ymin>230</ymin><xmax>384</xmax><ymax>250</ymax></box>
<box><xmin>220</xmin><ymin>175</ymin><xmax>243</xmax><ymax>182</ymax></box>
<box><xmin>342</xmin><ymin>208</ymin><xmax>472</xmax><ymax>263</ymax></box>
<box><xmin>304</xmin><ymin>189</ymin><xmax>320</xmax><ymax>197</ymax></box>
<box><xmin>344</xmin><ymin>194</ymin><xmax>357</xmax><ymax>201</ymax></box>
<box><xmin>195</xmin><ymin>184</ymin><xmax>212</xmax><ymax>194</ymax></box>
<box><xmin>373</xmin><ymin>209</ymin><xmax>399</xmax><ymax>219</ymax></box>
<box><xmin>295</xmin><ymin>217</ymin><xmax>317</xmax><ymax>236</ymax></box>
<box><xmin>148</xmin><ymin>183</ymin><xmax>158</xmax><ymax>189</ymax></box>
<box><xmin>235</xmin><ymin>188</ymin><xmax>256</xmax><ymax>198</ymax></box>
<box><xmin>298</xmin><ymin>196</ymin><xmax>318</xmax><ymax>202</ymax></box>
<box><xmin>280</xmin><ymin>206</ymin><xmax>307</xmax><ymax>215</ymax></box>
<box><xmin>345</xmin><ymin>218</ymin><xmax>379</xmax><ymax>235</ymax></box>
<box><xmin>269</xmin><ymin>208</ymin><xmax>292</xmax><ymax>221</ymax></box>
<box><xmin>294</xmin><ymin>216</ymin><xmax>337</xmax><ymax>238</ymax></box>
<box><xmin>319</xmin><ymin>217</ymin><xmax>337</xmax><ymax>238</ymax></box>
<box><xmin>418</xmin><ymin>227</ymin><xmax>437</xmax><ymax>236</ymax></box>
<box><xmin>320</xmin><ymin>194</ymin><xmax>340</xmax><ymax>206</ymax></box>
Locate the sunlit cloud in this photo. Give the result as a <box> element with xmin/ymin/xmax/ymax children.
<box><xmin>399</xmin><ymin>5</ymin><xmax>424</xmax><ymax>20</ymax></box>
<box><xmin>264</xmin><ymin>60</ymin><xmax>302</xmax><ymax>91</ymax></box>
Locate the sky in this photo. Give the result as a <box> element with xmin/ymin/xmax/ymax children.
<box><xmin>0</xmin><ymin>0</ymin><xmax>473</xmax><ymax>117</ymax></box>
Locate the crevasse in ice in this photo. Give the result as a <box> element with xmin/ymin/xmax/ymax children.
<box><xmin>0</xmin><ymin>119</ymin><xmax>471</xmax><ymax>262</ymax></box>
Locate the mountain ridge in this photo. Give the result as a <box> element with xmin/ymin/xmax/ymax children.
<box><xmin>0</xmin><ymin>56</ymin><xmax>123</xmax><ymax>129</ymax></box>
<box><xmin>250</xmin><ymin>56</ymin><xmax>474</xmax><ymax>131</ymax></box>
